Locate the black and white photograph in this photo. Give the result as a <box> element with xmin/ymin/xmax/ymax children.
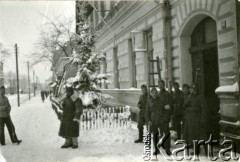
<box><xmin>0</xmin><ymin>0</ymin><xmax>239</xmax><ymax>161</ymax></box>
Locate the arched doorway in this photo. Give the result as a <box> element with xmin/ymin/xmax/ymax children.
<box><xmin>190</xmin><ymin>17</ymin><xmax>220</xmax><ymax>140</ymax></box>
<box><xmin>180</xmin><ymin>15</ymin><xmax>220</xmax><ymax>140</ymax></box>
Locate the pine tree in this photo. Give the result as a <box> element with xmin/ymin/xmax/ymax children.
<box><xmin>66</xmin><ymin>2</ymin><xmax>111</xmax><ymax>108</ymax></box>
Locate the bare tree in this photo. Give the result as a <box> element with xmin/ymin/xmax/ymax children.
<box><xmin>0</xmin><ymin>42</ymin><xmax>11</xmax><ymax>61</ymax></box>
<box><xmin>31</xmin><ymin>15</ymin><xmax>77</xmax><ymax>96</ymax></box>
<box><xmin>31</xmin><ymin>15</ymin><xmax>76</xmax><ymax>73</ymax></box>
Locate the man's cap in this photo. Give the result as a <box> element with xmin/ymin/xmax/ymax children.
<box><xmin>141</xmin><ymin>84</ymin><xmax>147</xmax><ymax>89</ymax></box>
<box><xmin>190</xmin><ymin>84</ymin><xmax>199</xmax><ymax>89</ymax></box>
<box><xmin>0</xmin><ymin>86</ymin><xmax>5</xmax><ymax>89</ymax></box>
<box><xmin>182</xmin><ymin>84</ymin><xmax>190</xmax><ymax>89</ymax></box>
<box><xmin>173</xmin><ymin>82</ymin><xmax>179</xmax><ymax>87</ymax></box>
<box><xmin>158</xmin><ymin>80</ymin><xmax>165</xmax><ymax>85</ymax></box>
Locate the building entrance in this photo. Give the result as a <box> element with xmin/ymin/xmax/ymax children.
<box><xmin>190</xmin><ymin>17</ymin><xmax>220</xmax><ymax>140</ymax></box>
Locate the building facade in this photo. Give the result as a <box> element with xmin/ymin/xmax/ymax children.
<box><xmin>76</xmin><ymin>0</ymin><xmax>240</xmax><ymax>140</ymax></box>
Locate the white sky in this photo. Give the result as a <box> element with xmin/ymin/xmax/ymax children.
<box><xmin>0</xmin><ymin>0</ymin><xmax>75</xmax><ymax>83</ymax></box>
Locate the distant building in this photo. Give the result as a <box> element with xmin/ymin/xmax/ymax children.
<box><xmin>51</xmin><ymin>44</ymin><xmax>77</xmax><ymax>95</ymax></box>
<box><xmin>76</xmin><ymin>0</ymin><xmax>240</xmax><ymax>140</ymax></box>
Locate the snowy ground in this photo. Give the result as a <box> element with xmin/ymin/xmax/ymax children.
<box><xmin>0</xmin><ymin>95</ymin><xmax>144</xmax><ymax>162</ymax></box>
<box><xmin>0</xmin><ymin>95</ymin><xmax>238</xmax><ymax>162</ymax></box>
<box><xmin>7</xmin><ymin>93</ymin><xmax>34</xmax><ymax>108</ymax></box>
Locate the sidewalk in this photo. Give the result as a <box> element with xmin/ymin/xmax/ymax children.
<box><xmin>0</xmin><ymin>95</ymin><xmax>143</xmax><ymax>162</ymax></box>
<box><xmin>7</xmin><ymin>93</ymin><xmax>34</xmax><ymax>108</ymax></box>
<box><xmin>0</xmin><ymin>95</ymin><xmax>228</xmax><ymax>162</ymax></box>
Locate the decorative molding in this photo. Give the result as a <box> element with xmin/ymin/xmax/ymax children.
<box><xmin>220</xmin><ymin>71</ymin><xmax>235</xmax><ymax>77</ymax></box>
<box><xmin>219</xmin><ymin>57</ymin><xmax>235</xmax><ymax>63</ymax></box>
<box><xmin>218</xmin><ymin>27</ymin><xmax>234</xmax><ymax>35</ymax></box>
<box><xmin>218</xmin><ymin>42</ymin><xmax>235</xmax><ymax>49</ymax></box>
<box><xmin>218</xmin><ymin>11</ymin><xmax>233</xmax><ymax>21</ymax></box>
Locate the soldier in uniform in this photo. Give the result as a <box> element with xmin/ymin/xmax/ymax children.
<box><xmin>157</xmin><ymin>80</ymin><xmax>173</xmax><ymax>155</ymax></box>
<box><xmin>0</xmin><ymin>86</ymin><xmax>22</xmax><ymax>145</ymax></box>
<box><xmin>172</xmin><ymin>82</ymin><xmax>184</xmax><ymax>140</ymax></box>
<box><xmin>183</xmin><ymin>84</ymin><xmax>207</xmax><ymax>153</ymax></box>
<box><xmin>182</xmin><ymin>84</ymin><xmax>191</xmax><ymax>134</ymax></box>
<box><xmin>134</xmin><ymin>85</ymin><xmax>148</xmax><ymax>143</ymax></box>
<box><xmin>146</xmin><ymin>80</ymin><xmax>172</xmax><ymax>155</ymax></box>
<box><xmin>146</xmin><ymin>88</ymin><xmax>162</xmax><ymax>155</ymax></box>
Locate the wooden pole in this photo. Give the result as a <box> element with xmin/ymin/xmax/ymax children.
<box><xmin>15</xmin><ymin>44</ymin><xmax>20</xmax><ymax>107</ymax></box>
<box><xmin>27</xmin><ymin>61</ymin><xmax>31</xmax><ymax>100</ymax></box>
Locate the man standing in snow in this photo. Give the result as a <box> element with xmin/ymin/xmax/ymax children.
<box><xmin>0</xmin><ymin>86</ymin><xmax>22</xmax><ymax>145</ymax></box>
<box><xmin>134</xmin><ymin>84</ymin><xmax>148</xmax><ymax>143</ymax></box>
<box><xmin>59</xmin><ymin>86</ymin><xmax>83</xmax><ymax>149</ymax></box>
<box><xmin>172</xmin><ymin>82</ymin><xmax>184</xmax><ymax>140</ymax></box>
<box><xmin>40</xmin><ymin>90</ymin><xmax>45</xmax><ymax>103</ymax></box>
<box><xmin>157</xmin><ymin>80</ymin><xmax>173</xmax><ymax>155</ymax></box>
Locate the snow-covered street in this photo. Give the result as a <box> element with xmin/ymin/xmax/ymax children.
<box><xmin>0</xmin><ymin>95</ymin><xmax>145</xmax><ymax>162</ymax></box>
<box><xmin>0</xmin><ymin>95</ymin><xmax>231</xmax><ymax>162</ymax></box>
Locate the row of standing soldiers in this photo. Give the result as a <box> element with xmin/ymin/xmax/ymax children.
<box><xmin>135</xmin><ymin>80</ymin><xmax>207</xmax><ymax>156</ymax></box>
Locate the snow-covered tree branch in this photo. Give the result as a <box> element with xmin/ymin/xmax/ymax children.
<box><xmin>65</xmin><ymin>1</ymin><xmax>111</xmax><ymax>108</ymax></box>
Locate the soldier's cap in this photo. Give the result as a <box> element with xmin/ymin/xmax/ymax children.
<box><xmin>182</xmin><ymin>84</ymin><xmax>190</xmax><ymax>89</ymax></box>
<box><xmin>190</xmin><ymin>84</ymin><xmax>199</xmax><ymax>89</ymax></box>
<box><xmin>158</xmin><ymin>80</ymin><xmax>165</xmax><ymax>85</ymax></box>
<box><xmin>0</xmin><ymin>86</ymin><xmax>5</xmax><ymax>89</ymax></box>
<box><xmin>173</xmin><ymin>82</ymin><xmax>179</xmax><ymax>87</ymax></box>
<box><xmin>150</xmin><ymin>87</ymin><xmax>158</xmax><ymax>92</ymax></box>
<box><xmin>141</xmin><ymin>84</ymin><xmax>147</xmax><ymax>89</ymax></box>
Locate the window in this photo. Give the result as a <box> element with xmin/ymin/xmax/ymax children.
<box><xmin>128</xmin><ymin>39</ymin><xmax>137</xmax><ymax>88</ymax></box>
<box><xmin>113</xmin><ymin>46</ymin><xmax>119</xmax><ymax>88</ymax></box>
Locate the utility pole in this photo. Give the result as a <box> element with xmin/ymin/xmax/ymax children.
<box><xmin>36</xmin><ymin>75</ymin><xmax>38</xmax><ymax>92</ymax></box>
<box><xmin>33</xmin><ymin>70</ymin><xmax>36</xmax><ymax>97</ymax></box>
<box><xmin>15</xmin><ymin>44</ymin><xmax>20</xmax><ymax>107</ymax></box>
<box><xmin>27</xmin><ymin>61</ymin><xmax>31</xmax><ymax>100</ymax></box>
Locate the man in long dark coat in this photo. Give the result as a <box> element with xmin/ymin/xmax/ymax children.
<box><xmin>183</xmin><ymin>84</ymin><xmax>207</xmax><ymax>148</ymax></box>
<box><xmin>172</xmin><ymin>82</ymin><xmax>184</xmax><ymax>140</ymax></box>
<box><xmin>59</xmin><ymin>87</ymin><xmax>83</xmax><ymax>149</ymax></box>
<box><xmin>134</xmin><ymin>84</ymin><xmax>148</xmax><ymax>143</ymax></box>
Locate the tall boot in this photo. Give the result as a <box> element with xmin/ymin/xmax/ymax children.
<box><xmin>61</xmin><ymin>138</ymin><xmax>72</xmax><ymax>148</ymax></box>
<box><xmin>71</xmin><ymin>137</ymin><xmax>78</xmax><ymax>149</ymax></box>
<box><xmin>12</xmin><ymin>133</ymin><xmax>22</xmax><ymax>144</ymax></box>
<box><xmin>153</xmin><ymin>131</ymin><xmax>160</xmax><ymax>155</ymax></box>
<box><xmin>134</xmin><ymin>129</ymin><xmax>143</xmax><ymax>143</ymax></box>
<box><xmin>6</xmin><ymin>118</ymin><xmax>22</xmax><ymax>144</ymax></box>
<box><xmin>0</xmin><ymin>130</ymin><xmax>5</xmax><ymax>145</ymax></box>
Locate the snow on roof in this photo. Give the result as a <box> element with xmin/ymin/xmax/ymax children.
<box><xmin>215</xmin><ymin>82</ymin><xmax>239</xmax><ymax>93</ymax></box>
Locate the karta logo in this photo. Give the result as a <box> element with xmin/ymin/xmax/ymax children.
<box><xmin>143</xmin><ymin>133</ymin><xmax>239</xmax><ymax>161</ymax></box>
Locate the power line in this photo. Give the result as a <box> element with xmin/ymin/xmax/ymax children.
<box><xmin>2</xmin><ymin>21</ymin><xmax>14</xmax><ymax>43</ymax></box>
<box><xmin>0</xmin><ymin>24</ymin><xmax>12</xmax><ymax>45</ymax></box>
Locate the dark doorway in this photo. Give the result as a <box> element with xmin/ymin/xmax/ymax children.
<box><xmin>190</xmin><ymin>17</ymin><xmax>220</xmax><ymax>140</ymax></box>
<box><xmin>203</xmin><ymin>47</ymin><xmax>220</xmax><ymax>140</ymax></box>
